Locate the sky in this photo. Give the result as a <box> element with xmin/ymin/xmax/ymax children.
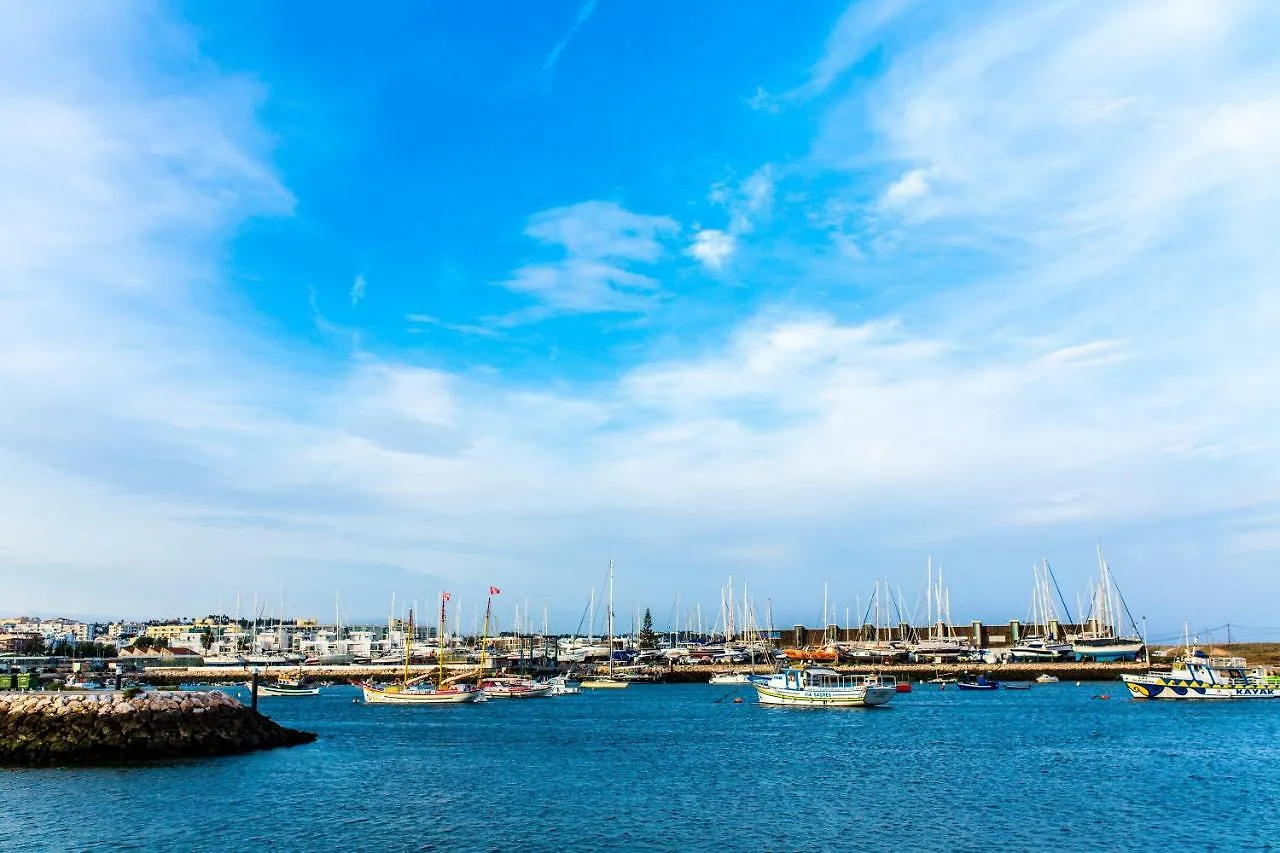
<box><xmin>1</xmin><ymin>1</ymin><xmax>1278</xmax><ymax>639</ymax></box>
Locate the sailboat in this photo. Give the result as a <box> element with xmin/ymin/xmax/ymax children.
<box><xmin>580</xmin><ymin>560</ymin><xmax>629</xmax><ymax>689</ymax></box>
<box><xmin>1008</xmin><ymin>559</ymin><xmax>1072</xmax><ymax>661</ymax></box>
<box><xmin>1071</xmin><ymin>547</ymin><xmax>1145</xmax><ymax>662</ymax></box>
<box><xmin>360</xmin><ymin>595</ymin><xmax>481</xmax><ymax>705</ymax></box>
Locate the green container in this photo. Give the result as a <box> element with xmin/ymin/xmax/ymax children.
<box><xmin>16</xmin><ymin>672</ymin><xmax>33</xmax><ymax>690</ymax></box>
<box><xmin>0</xmin><ymin>673</ymin><xmax>13</xmax><ymax>689</ymax></box>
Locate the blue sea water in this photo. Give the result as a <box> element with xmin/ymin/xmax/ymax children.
<box><xmin>2</xmin><ymin>682</ymin><xmax>1279</xmax><ymax>852</ymax></box>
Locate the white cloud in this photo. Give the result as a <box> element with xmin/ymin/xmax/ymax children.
<box><xmin>497</xmin><ymin>201</ymin><xmax>678</xmax><ymax>319</ymax></box>
<box><xmin>350</xmin><ymin>274</ymin><xmax>366</xmax><ymax>305</ymax></box>
<box><xmin>879</xmin><ymin>168</ymin><xmax>929</xmax><ymax>209</ymax></box>
<box><xmin>687</xmin><ymin>229</ymin><xmax>735</xmax><ymax>271</ymax></box>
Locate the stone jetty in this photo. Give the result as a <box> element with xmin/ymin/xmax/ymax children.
<box><xmin>0</xmin><ymin>690</ymin><xmax>316</xmax><ymax>766</ymax></box>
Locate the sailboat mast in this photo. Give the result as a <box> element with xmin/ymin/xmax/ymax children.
<box><xmin>927</xmin><ymin>556</ymin><xmax>933</xmax><ymax>630</ymax></box>
<box><xmin>438</xmin><ymin>592</ymin><xmax>448</xmax><ymax>688</ymax></box>
<box><xmin>607</xmin><ymin>559</ymin><xmax>615</xmax><ymax>679</ymax></box>
<box><xmin>402</xmin><ymin>609</ymin><xmax>413</xmax><ymax>686</ymax></box>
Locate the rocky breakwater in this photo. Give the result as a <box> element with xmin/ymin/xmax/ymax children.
<box><xmin>0</xmin><ymin>690</ymin><xmax>317</xmax><ymax>766</ymax></box>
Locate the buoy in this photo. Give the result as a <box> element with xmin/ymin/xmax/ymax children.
<box><xmin>1075</xmin><ymin>681</ymin><xmax>1082</xmax><ymax>687</ymax></box>
<box><xmin>733</xmin><ymin>697</ymin><xmax>743</xmax><ymax>704</ymax></box>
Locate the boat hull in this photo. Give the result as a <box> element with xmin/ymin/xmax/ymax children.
<box><xmin>256</xmin><ymin>685</ymin><xmax>319</xmax><ymax>696</ymax></box>
<box><xmin>1121</xmin><ymin>674</ymin><xmax>1280</xmax><ymax>700</ymax></box>
<box><xmin>1072</xmin><ymin>640</ymin><xmax>1144</xmax><ymax>662</ymax></box>
<box><xmin>753</xmin><ymin>684</ymin><xmax>895</xmax><ymax>707</ymax></box>
<box><xmin>360</xmin><ymin>684</ymin><xmax>480</xmax><ymax>704</ymax></box>
<box><xmin>579</xmin><ymin>678</ymin><xmax>629</xmax><ymax>689</ymax></box>
<box><xmin>708</xmin><ymin>673</ymin><xmax>752</xmax><ymax>685</ymax></box>
<box><xmin>482</xmin><ymin>685</ymin><xmax>553</xmax><ymax>699</ymax></box>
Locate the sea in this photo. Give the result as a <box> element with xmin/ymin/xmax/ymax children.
<box><xmin>2</xmin><ymin>681</ymin><xmax>1279</xmax><ymax>851</ymax></box>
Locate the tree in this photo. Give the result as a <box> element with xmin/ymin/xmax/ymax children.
<box><xmin>638</xmin><ymin>608</ymin><xmax>657</xmax><ymax>649</ymax></box>
<box><xmin>199</xmin><ymin>628</ymin><xmax>213</xmax><ymax>652</ymax></box>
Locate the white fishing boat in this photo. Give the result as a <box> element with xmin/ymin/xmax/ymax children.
<box><xmin>753</xmin><ymin>667</ymin><xmax>896</xmax><ymax>707</ymax></box>
<box><xmin>256</xmin><ymin>680</ymin><xmax>320</xmax><ymax>697</ymax></box>
<box><xmin>1122</xmin><ymin>647</ymin><xmax>1280</xmax><ymax>700</ymax></box>
<box><xmin>1035</xmin><ymin>674</ymin><xmax>1060</xmax><ymax>684</ymax></box>
<box><xmin>581</xmin><ymin>560</ymin><xmax>630</xmax><ymax>690</ymax></box>
<box><xmin>248</xmin><ymin>669</ymin><xmax>319</xmax><ymax>696</ymax></box>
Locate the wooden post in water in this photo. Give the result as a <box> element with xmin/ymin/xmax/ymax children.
<box><xmin>250</xmin><ymin>668</ymin><xmax>259</xmax><ymax>712</ymax></box>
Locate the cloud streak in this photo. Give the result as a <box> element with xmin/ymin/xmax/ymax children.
<box><xmin>543</xmin><ymin>0</ymin><xmax>599</xmax><ymax>72</ymax></box>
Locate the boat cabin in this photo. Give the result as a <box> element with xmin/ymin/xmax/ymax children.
<box><xmin>781</xmin><ymin>667</ymin><xmax>894</xmax><ymax>690</ymax></box>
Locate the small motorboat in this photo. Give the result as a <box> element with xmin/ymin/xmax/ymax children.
<box><xmin>253</xmin><ymin>678</ymin><xmax>320</xmax><ymax>697</ymax></box>
<box><xmin>708</xmin><ymin>672</ymin><xmax>753</xmax><ymax>685</ymax></box>
<box><xmin>1035</xmin><ymin>674</ymin><xmax>1060</xmax><ymax>684</ymax></box>
<box><xmin>895</xmin><ymin>682</ymin><xmax>913</xmax><ymax>693</ymax></box>
<box><xmin>956</xmin><ymin>675</ymin><xmax>1000</xmax><ymax>691</ymax></box>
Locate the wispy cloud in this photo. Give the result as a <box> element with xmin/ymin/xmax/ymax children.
<box><xmin>496</xmin><ymin>201</ymin><xmax>678</xmax><ymax>320</ymax></box>
<box><xmin>543</xmin><ymin>0</ymin><xmax>599</xmax><ymax>73</ymax></box>
<box><xmin>350</xmin><ymin>274</ymin><xmax>366</xmax><ymax>305</ymax></box>
<box><xmin>406</xmin><ymin>314</ymin><xmax>502</xmax><ymax>339</ymax></box>
<box><xmin>689</xmin><ymin>165</ymin><xmax>776</xmax><ymax>271</ymax></box>
<box><xmin>798</xmin><ymin>0</ymin><xmax>917</xmax><ymax>97</ymax></box>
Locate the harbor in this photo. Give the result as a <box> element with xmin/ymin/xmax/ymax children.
<box><xmin>6</xmin><ymin>678</ymin><xmax>1280</xmax><ymax>850</ymax></box>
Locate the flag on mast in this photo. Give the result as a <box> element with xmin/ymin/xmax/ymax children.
<box><xmin>489</xmin><ymin>586</ymin><xmax>501</xmax><ymax>595</ymax></box>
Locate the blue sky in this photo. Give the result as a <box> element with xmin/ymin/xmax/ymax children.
<box><xmin>2</xmin><ymin>1</ymin><xmax>1278</xmax><ymax>639</ymax></box>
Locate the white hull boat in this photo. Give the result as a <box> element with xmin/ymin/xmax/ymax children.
<box><xmin>708</xmin><ymin>672</ymin><xmax>752</xmax><ymax>685</ymax></box>
<box><xmin>753</xmin><ymin>667</ymin><xmax>895</xmax><ymax>708</ymax></box>
<box><xmin>480</xmin><ymin>678</ymin><xmax>553</xmax><ymax>699</ymax></box>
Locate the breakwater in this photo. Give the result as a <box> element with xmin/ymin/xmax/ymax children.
<box><xmin>0</xmin><ymin>690</ymin><xmax>316</xmax><ymax>766</ymax></box>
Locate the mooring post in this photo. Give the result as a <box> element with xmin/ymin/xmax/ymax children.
<box><xmin>251</xmin><ymin>668</ymin><xmax>259</xmax><ymax>712</ymax></box>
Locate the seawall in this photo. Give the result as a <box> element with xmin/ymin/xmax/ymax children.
<box><xmin>0</xmin><ymin>690</ymin><xmax>316</xmax><ymax>766</ymax></box>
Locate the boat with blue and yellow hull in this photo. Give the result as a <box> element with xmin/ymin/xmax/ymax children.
<box><xmin>1122</xmin><ymin>650</ymin><xmax>1280</xmax><ymax>700</ymax></box>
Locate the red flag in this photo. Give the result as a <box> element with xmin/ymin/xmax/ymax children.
<box><xmin>442</xmin><ymin>591</ymin><xmax>452</xmax><ymax>602</ymax></box>
<box><xmin>489</xmin><ymin>586</ymin><xmax>501</xmax><ymax>595</ymax></box>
